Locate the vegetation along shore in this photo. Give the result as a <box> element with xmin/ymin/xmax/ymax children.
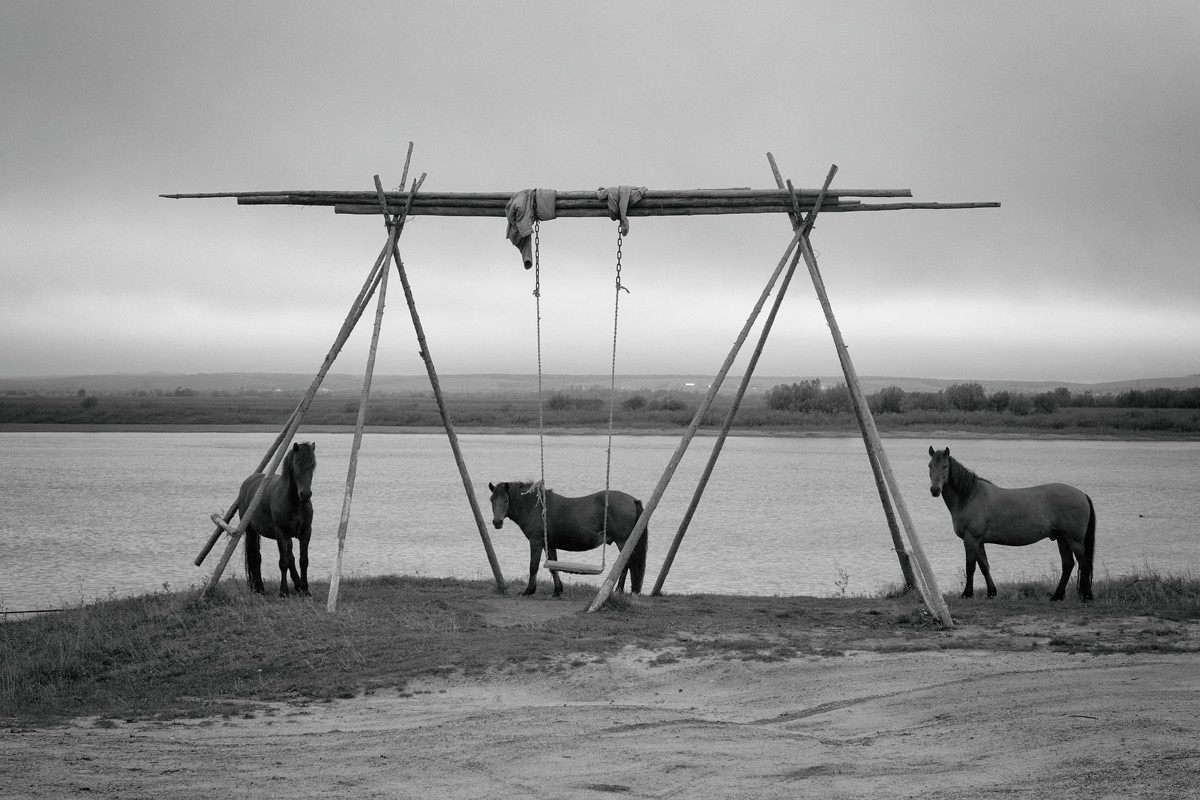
<box><xmin>3</xmin><ymin>380</ymin><xmax>1200</xmax><ymax>437</ymax></box>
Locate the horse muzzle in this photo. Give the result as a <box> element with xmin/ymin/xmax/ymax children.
<box><xmin>492</xmin><ymin>519</ymin><xmax>504</xmax><ymax>530</ymax></box>
<box><xmin>930</xmin><ymin>487</ymin><xmax>941</xmax><ymax>498</ymax></box>
<box><xmin>300</xmin><ymin>490</ymin><xmax>313</xmax><ymax>502</ymax></box>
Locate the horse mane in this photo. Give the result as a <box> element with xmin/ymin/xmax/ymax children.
<box><xmin>948</xmin><ymin>455</ymin><xmax>990</xmax><ymax>497</ymax></box>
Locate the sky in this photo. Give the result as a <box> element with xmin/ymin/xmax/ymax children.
<box><xmin>2</xmin><ymin>1</ymin><xmax>1198</xmax><ymax>384</ymax></box>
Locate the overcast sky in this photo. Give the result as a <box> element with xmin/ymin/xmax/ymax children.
<box><xmin>2</xmin><ymin>1</ymin><xmax>1198</xmax><ymax>384</ymax></box>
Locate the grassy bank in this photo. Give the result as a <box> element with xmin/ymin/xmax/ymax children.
<box><xmin>3</xmin><ymin>393</ymin><xmax>1200</xmax><ymax>437</ymax></box>
<box><xmin>3</xmin><ymin>571</ymin><xmax>1198</xmax><ymax>725</ymax></box>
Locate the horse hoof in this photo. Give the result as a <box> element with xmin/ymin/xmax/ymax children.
<box><xmin>521</xmin><ymin>588</ymin><xmax>535</xmax><ymax>596</ymax></box>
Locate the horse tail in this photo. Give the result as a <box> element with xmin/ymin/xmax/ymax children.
<box><xmin>629</xmin><ymin>499</ymin><xmax>649</xmax><ymax>593</ymax></box>
<box><xmin>1083</xmin><ymin>494</ymin><xmax>1096</xmax><ymax>599</ymax></box>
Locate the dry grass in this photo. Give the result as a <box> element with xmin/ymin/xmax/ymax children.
<box><xmin>3</xmin><ymin>571</ymin><xmax>1197</xmax><ymax>725</ymax></box>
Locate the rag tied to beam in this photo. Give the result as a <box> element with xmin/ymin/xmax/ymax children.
<box><xmin>504</xmin><ymin>186</ymin><xmax>647</xmax><ymax>268</ymax></box>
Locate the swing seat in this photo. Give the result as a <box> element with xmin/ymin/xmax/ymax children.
<box><xmin>544</xmin><ymin>560</ymin><xmax>603</xmax><ymax>575</ymax></box>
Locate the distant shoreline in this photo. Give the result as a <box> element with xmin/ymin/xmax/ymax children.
<box><xmin>1</xmin><ymin>422</ymin><xmax>1192</xmax><ymax>442</ymax></box>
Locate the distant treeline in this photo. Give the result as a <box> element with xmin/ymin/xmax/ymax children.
<box><xmin>3</xmin><ymin>384</ymin><xmax>1200</xmax><ymax>437</ymax></box>
<box><xmin>765</xmin><ymin>379</ymin><xmax>1200</xmax><ymax>415</ymax></box>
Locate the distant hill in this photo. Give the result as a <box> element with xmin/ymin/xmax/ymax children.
<box><xmin>2</xmin><ymin>372</ymin><xmax>1198</xmax><ymax>397</ymax></box>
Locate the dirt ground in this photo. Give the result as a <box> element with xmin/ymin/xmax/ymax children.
<box><xmin>3</xmin><ymin>599</ymin><xmax>1199</xmax><ymax>800</ymax></box>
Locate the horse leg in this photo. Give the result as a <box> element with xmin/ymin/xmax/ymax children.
<box><xmin>1051</xmin><ymin>535</ymin><xmax>1076</xmax><ymax>601</ymax></box>
<box><xmin>297</xmin><ymin>533</ymin><xmax>311</xmax><ymax>596</ymax></box>
<box><xmin>298</xmin><ymin>499</ymin><xmax>312</xmax><ymax>596</ymax></box>
<box><xmin>546</xmin><ymin>547</ymin><xmax>565</xmax><ymax>598</ymax></box>
<box><xmin>961</xmin><ymin>540</ymin><xmax>978</xmax><ymax>598</ymax></box>
<box><xmin>524</xmin><ymin>543</ymin><xmax>542</xmax><ymax>595</ymax></box>
<box><xmin>245</xmin><ymin>530</ymin><xmax>266</xmax><ymax>594</ymax></box>
<box><xmin>283</xmin><ymin>536</ymin><xmax>305</xmax><ymax>596</ymax></box>
<box><xmin>275</xmin><ymin>536</ymin><xmax>292</xmax><ymax>598</ymax></box>
<box><xmin>975</xmin><ymin>543</ymin><xmax>997</xmax><ymax>599</ymax></box>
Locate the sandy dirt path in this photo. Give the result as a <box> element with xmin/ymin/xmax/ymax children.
<box><xmin>3</xmin><ymin>646</ymin><xmax>1197</xmax><ymax>799</ymax></box>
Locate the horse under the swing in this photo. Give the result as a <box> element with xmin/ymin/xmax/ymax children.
<box><xmin>488</xmin><ymin>480</ymin><xmax>648</xmax><ymax>597</ymax></box>
<box><xmin>237</xmin><ymin>441</ymin><xmax>318</xmax><ymax>597</ymax></box>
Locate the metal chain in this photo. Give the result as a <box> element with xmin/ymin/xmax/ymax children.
<box><xmin>533</xmin><ymin>221</ymin><xmax>549</xmax><ymax>559</ymax></box>
<box><xmin>600</xmin><ymin>228</ymin><xmax>629</xmax><ymax>569</ymax></box>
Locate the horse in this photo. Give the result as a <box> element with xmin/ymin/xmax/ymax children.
<box><xmin>237</xmin><ymin>441</ymin><xmax>317</xmax><ymax>597</ymax></box>
<box><xmin>488</xmin><ymin>480</ymin><xmax>648</xmax><ymax>598</ymax></box>
<box><xmin>927</xmin><ymin>446</ymin><xmax>1095</xmax><ymax>601</ymax></box>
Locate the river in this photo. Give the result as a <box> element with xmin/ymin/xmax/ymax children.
<box><xmin>1</xmin><ymin>431</ymin><xmax>1196</xmax><ymax>611</ymax></box>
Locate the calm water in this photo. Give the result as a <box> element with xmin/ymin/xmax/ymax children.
<box><xmin>1</xmin><ymin>432</ymin><xmax>1197</xmax><ymax>611</ymax></box>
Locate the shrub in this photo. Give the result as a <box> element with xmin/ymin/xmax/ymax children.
<box><xmin>765</xmin><ymin>379</ymin><xmax>821</xmax><ymax>411</ymax></box>
<box><xmin>871</xmin><ymin>385</ymin><xmax>905</xmax><ymax>414</ymax></box>
<box><xmin>652</xmin><ymin>396</ymin><xmax>687</xmax><ymax>412</ymax></box>
<box><xmin>1033</xmin><ymin>392</ymin><xmax>1060</xmax><ymax>413</ymax></box>
<box><xmin>945</xmin><ymin>382</ymin><xmax>987</xmax><ymax>412</ymax></box>
<box><xmin>1008</xmin><ymin>394</ymin><xmax>1033</xmax><ymax>416</ymax></box>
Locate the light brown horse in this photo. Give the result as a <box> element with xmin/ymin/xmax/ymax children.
<box><xmin>928</xmin><ymin>446</ymin><xmax>1094</xmax><ymax>601</ymax></box>
<box><xmin>238</xmin><ymin>441</ymin><xmax>317</xmax><ymax>597</ymax></box>
<box><xmin>488</xmin><ymin>480</ymin><xmax>647</xmax><ymax>597</ymax></box>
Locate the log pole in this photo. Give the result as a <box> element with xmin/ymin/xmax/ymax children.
<box><xmin>200</xmin><ymin>226</ymin><xmax>399</xmax><ymax>597</ymax></box>
<box><xmin>794</xmin><ymin>230</ymin><xmax>953</xmax><ymax>626</ymax></box>
<box><xmin>326</xmin><ymin>166</ymin><xmax>409</xmax><ymax>613</ymax></box>
<box><xmin>587</xmin><ymin>227</ymin><xmax>805</xmax><ymax>612</ymax></box>
<box><xmin>385</xmin><ymin>180</ymin><xmax>508</xmax><ymax>594</ymax></box>
<box><xmin>650</xmin><ymin>164</ymin><xmax>838</xmax><ymax>596</ymax></box>
<box><xmin>767</xmin><ymin>155</ymin><xmax>919</xmax><ymax>594</ymax></box>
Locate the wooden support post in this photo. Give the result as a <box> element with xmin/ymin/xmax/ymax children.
<box><xmin>793</xmin><ymin>227</ymin><xmax>953</xmax><ymax>626</ymax></box>
<box><xmin>327</xmin><ymin>166</ymin><xmax>411</xmax><ymax>613</ymax></box>
<box><xmin>587</xmin><ymin>228</ymin><xmax>805</xmax><ymax>612</ymax></box>
<box><xmin>651</xmin><ymin>165</ymin><xmax>838</xmax><ymax>596</ymax></box>
<box><xmin>385</xmin><ymin>179</ymin><xmax>508</xmax><ymax>594</ymax></box>
<box><xmin>767</xmin><ymin>155</ymin><xmax>919</xmax><ymax>594</ymax></box>
<box><xmin>200</xmin><ymin>228</ymin><xmax>398</xmax><ymax>597</ymax></box>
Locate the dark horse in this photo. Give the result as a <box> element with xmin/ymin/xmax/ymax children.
<box><xmin>928</xmin><ymin>446</ymin><xmax>1095</xmax><ymax>601</ymax></box>
<box><xmin>237</xmin><ymin>441</ymin><xmax>317</xmax><ymax>597</ymax></box>
<box><xmin>488</xmin><ymin>480</ymin><xmax>648</xmax><ymax>597</ymax></box>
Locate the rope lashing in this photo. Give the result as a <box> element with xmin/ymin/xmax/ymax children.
<box><xmin>595</xmin><ymin>185</ymin><xmax>647</xmax><ymax>236</ymax></box>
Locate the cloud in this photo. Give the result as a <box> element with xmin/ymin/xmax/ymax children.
<box><xmin>2</xmin><ymin>1</ymin><xmax>1198</xmax><ymax>382</ymax></box>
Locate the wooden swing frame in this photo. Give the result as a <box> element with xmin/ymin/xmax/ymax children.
<box><xmin>171</xmin><ymin>145</ymin><xmax>999</xmax><ymax>627</ymax></box>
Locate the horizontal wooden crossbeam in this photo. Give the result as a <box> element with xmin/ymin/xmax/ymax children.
<box><xmin>162</xmin><ymin>187</ymin><xmax>999</xmax><ymax>217</ymax></box>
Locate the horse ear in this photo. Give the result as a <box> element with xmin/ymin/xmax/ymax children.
<box><xmin>488</xmin><ymin>482</ymin><xmax>495</xmax><ymax>492</ymax></box>
<box><xmin>928</xmin><ymin>445</ymin><xmax>935</xmax><ymax>456</ymax></box>
<box><xmin>292</xmin><ymin>442</ymin><xmax>300</xmax><ymax>452</ymax></box>
<box><xmin>945</xmin><ymin>447</ymin><xmax>950</xmax><ymax>456</ymax></box>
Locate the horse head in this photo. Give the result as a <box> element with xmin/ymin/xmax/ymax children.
<box><xmin>289</xmin><ymin>441</ymin><xmax>317</xmax><ymax>501</ymax></box>
<box><xmin>928</xmin><ymin>445</ymin><xmax>951</xmax><ymax>497</ymax></box>
<box><xmin>487</xmin><ymin>482</ymin><xmax>510</xmax><ymax>529</ymax></box>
